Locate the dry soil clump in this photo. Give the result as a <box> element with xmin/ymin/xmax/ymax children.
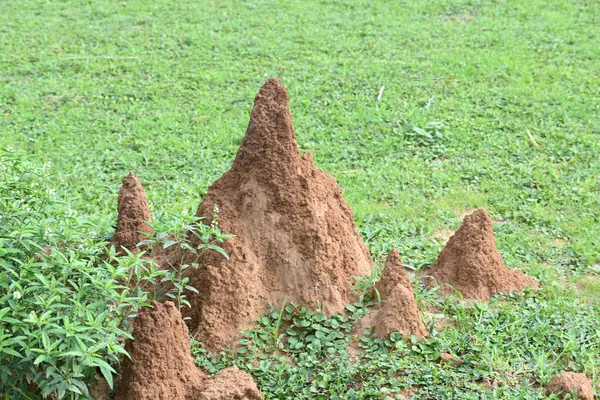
<box><xmin>423</xmin><ymin>209</ymin><xmax>537</xmax><ymax>300</ymax></box>
<box><xmin>546</xmin><ymin>372</ymin><xmax>594</xmax><ymax>400</ymax></box>
<box><xmin>180</xmin><ymin>78</ymin><xmax>372</xmax><ymax>349</ymax></box>
<box><xmin>196</xmin><ymin>366</ymin><xmax>264</xmax><ymax>400</ymax></box>
<box><xmin>114</xmin><ymin>302</ymin><xmax>263</xmax><ymax>400</ymax></box>
<box><xmin>361</xmin><ymin>250</ymin><xmax>427</xmax><ymax>339</ymax></box>
<box><xmin>110</xmin><ymin>172</ymin><xmax>152</xmax><ymax>253</ymax></box>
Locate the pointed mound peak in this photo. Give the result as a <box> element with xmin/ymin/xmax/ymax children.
<box><xmin>376</xmin><ymin>249</ymin><xmax>410</xmax><ymax>299</ymax></box>
<box><xmin>124</xmin><ymin>170</ymin><xmax>137</xmax><ymax>184</ymax></box>
<box><xmin>423</xmin><ymin>208</ymin><xmax>537</xmax><ymax>300</ymax></box>
<box><xmin>386</xmin><ymin>248</ymin><xmax>402</xmax><ymax>266</ymax></box>
<box><xmin>232</xmin><ymin>78</ymin><xmax>298</xmax><ymax>172</ymax></box>
<box><xmin>461</xmin><ymin>208</ymin><xmax>493</xmax><ymax>233</ymax></box>
<box><xmin>369</xmin><ymin>249</ymin><xmax>426</xmax><ymax>339</ymax></box>
<box><xmin>253</xmin><ymin>78</ymin><xmax>290</xmax><ymax>115</ymax></box>
<box><xmin>110</xmin><ymin>171</ymin><xmax>152</xmax><ymax>253</ymax></box>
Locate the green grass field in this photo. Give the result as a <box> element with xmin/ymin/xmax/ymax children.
<box><xmin>1</xmin><ymin>0</ymin><xmax>599</xmax><ymax>398</ymax></box>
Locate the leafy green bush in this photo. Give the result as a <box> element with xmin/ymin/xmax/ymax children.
<box><xmin>140</xmin><ymin>208</ymin><xmax>233</xmax><ymax>310</ymax></box>
<box><xmin>0</xmin><ymin>148</ymin><xmax>228</xmax><ymax>399</ymax></box>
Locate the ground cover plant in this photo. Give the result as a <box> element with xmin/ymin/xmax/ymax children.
<box><xmin>1</xmin><ymin>0</ymin><xmax>599</xmax><ymax>398</ymax></box>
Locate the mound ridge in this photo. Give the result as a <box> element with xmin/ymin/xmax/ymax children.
<box><xmin>423</xmin><ymin>209</ymin><xmax>537</xmax><ymax>300</ymax></box>
<box><xmin>181</xmin><ymin>78</ymin><xmax>372</xmax><ymax>349</ymax></box>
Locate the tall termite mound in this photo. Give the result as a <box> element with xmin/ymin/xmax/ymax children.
<box><xmin>182</xmin><ymin>78</ymin><xmax>372</xmax><ymax>349</ymax></box>
<box><xmin>114</xmin><ymin>302</ymin><xmax>263</xmax><ymax>400</ymax></box>
<box><xmin>110</xmin><ymin>171</ymin><xmax>152</xmax><ymax>253</ymax></box>
<box><xmin>423</xmin><ymin>209</ymin><xmax>537</xmax><ymax>300</ymax></box>
<box><xmin>365</xmin><ymin>249</ymin><xmax>426</xmax><ymax>339</ymax></box>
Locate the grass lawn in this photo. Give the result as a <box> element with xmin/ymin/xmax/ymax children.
<box><xmin>1</xmin><ymin>0</ymin><xmax>599</xmax><ymax>398</ymax></box>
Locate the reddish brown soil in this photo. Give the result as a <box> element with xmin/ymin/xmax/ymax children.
<box><xmin>110</xmin><ymin>172</ymin><xmax>152</xmax><ymax>253</ymax></box>
<box><xmin>361</xmin><ymin>250</ymin><xmax>427</xmax><ymax>339</ymax></box>
<box><xmin>422</xmin><ymin>209</ymin><xmax>537</xmax><ymax>300</ymax></box>
<box><xmin>196</xmin><ymin>366</ymin><xmax>263</xmax><ymax>400</ymax></box>
<box><xmin>114</xmin><ymin>301</ymin><xmax>263</xmax><ymax>400</ymax></box>
<box><xmin>376</xmin><ymin>248</ymin><xmax>409</xmax><ymax>299</ymax></box>
<box><xmin>373</xmin><ymin>283</ymin><xmax>427</xmax><ymax>339</ymax></box>
<box><xmin>113</xmin><ymin>301</ymin><xmax>205</xmax><ymax>400</ymax></box>
<box><xmin>546</xmin><ymin>372</ymin><xmax>593</xmax><ymax>400</ymax></box>
<box><xmin>180</xmin><ymin>78</ymin><xmax>372</xmax><ymax>349</ymax></box>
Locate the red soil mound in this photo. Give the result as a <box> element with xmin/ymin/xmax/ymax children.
<box><xmin>181</xmin><ymin>78</ymin><xmax>372</xmax><ymax>349</ymax></box>
<box><xmin>114</xmin><ymin>302</ymin><xmax>263</xmax><ymax>400</ymax></box>
<box><xmin>114</xmin><ymin>301</ymin><xmax>205</xmax><ymax>400</ymax></box>
<box><xmin>546</xmin><ymin>372</ymin><xmax>593</xmax><ymax>400</ymax></box>
<box><xmin>110</xmin><ymin>172</ymin><xmax>152</xmax><ymax>253</ymax></box>
<box><xmin>423</xmin><ymin>209</ymin><xmax>537</xmax><ymax>300</ymax></box>
<box><xmin>197</xmin><ymin>366</ymin><xmax>263</xmax><ymax>400</ymax></box>
<box><xmin>373</xmin><ymin>283</ymin><xmax>427</xmax><ymax>339</ymax></box>
<box><xmin>370</xmin><ymin>250</ymin><xmax>427</xmax><ymax>339</ymax></box>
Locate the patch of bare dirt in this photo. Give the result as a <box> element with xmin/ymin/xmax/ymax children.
<box><xmin>575</xmin><ymin>274</ymin><xmax>600</xmax><ymax>289</ymax></box>
<box><xmin>440</xmin><ymin>11</ymin><xmax>476</xmax><ymax>24</ymax></box>
<box><xmin>546</xmin><ymin>372</ymin><xmax>593</xmax><ymax>400</ymax></box>
<box><xmin>397</xmin><ymin>388</ymin><xmax>416</xmax><ymax>399</ymax></box>
<box><xmin>422</xmin><ymin>209</ymin><xmax>537</xmax><ymax>301</ymax></box>
<box><xmin>110</xmin><ymin>171</ymin><xmax>152</xmax><ymax>254</ymax></box>
<box><xmin>179</xmin><ymin>78</ymin><xmax>372</xmax><ymax>350</ymax></box>
<box><xmin>553</xmin><ymin>238</ymin><xmax>567</xmax><ymax>247</ymax></box>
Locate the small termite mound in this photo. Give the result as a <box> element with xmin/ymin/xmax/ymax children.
<box><xmin>113</xmin><ymin>302</ymin><xmax>205</xmax><ymax>400</ymax></box>
<box><xmin>197</xmin><ymin>366</ymin><xmax>264</xmax><ymax>400</ymax></box>
<box><xmin>113</xmin><ymin>301</ymin><xmax>263</xmax><ymax>400</ymax></box>
<box><xmin>363</xmin><ymin>249</ymin><xmax>427</xmax><ymax>339</ymax></box>
<box><xmin>110</xmin><ymin>171</ymin><xmax>152</xmax><ymax>254</ymax></box>
<box><xmin>422</xmin><ymin>209</ymin><xmax>537</xmax><ymax>300</ymax></box>
<box><xmin>375</xmin><ymin>248</ymin><xmax>409</xmax><ymax>299</ymax></box>
<box><xmin>546</xmin><ymin>372</ymin><xmax>593</xmax><ymax>400</ymax></box>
